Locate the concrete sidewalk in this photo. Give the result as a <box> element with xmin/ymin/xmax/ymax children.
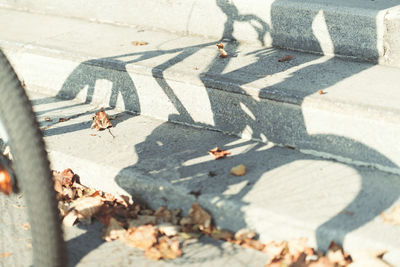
<box><xmin>27</xmin><ymin>90</ymin><xmax>400</xmax><ymax>266</ymax></box>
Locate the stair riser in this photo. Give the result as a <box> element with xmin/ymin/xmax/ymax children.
<box><xmin>0</xmin><ymin>0</ymin><xmax>399</xmax><ymax>66</ymax></box>
<box><xmin>5</xmin><ymin>47</ymin><xmax>400</xmax><ymax>173</ymax></box>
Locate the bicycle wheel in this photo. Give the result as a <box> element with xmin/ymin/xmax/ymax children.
<box><xmin>0</xmin><ymin>50</ymin><xmax>67</xmax><ymax>266</ymax></box>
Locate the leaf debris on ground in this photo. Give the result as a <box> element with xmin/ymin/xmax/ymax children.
<box><xmin>216</xmin><ymin>43</ymin><xmax>228</xmax><ymax>58</ymax></box>
<box><xmin>381</xmin><ymin>205</ymin><xmax>400</xmax><ymax>225</ymax></box>
<box><xmin>91</xmin><ymin>107</ymin><xmax>113</xmax><ymax>131</ymax></box>
<box><xmin>208</xmin><ymin>147</ymin><xmax>231</xmax><ymax>159</ymax></box>
<box><xmin>53</xmin><ymin>169</ymin><xmax>390</xmax><ymax>265</ymax></box>
<box><xmin>230</xmin><ymin>164</ymin><xmax>246</xmax><ymax>176</ymax></box>
<box><xmin>131</xmin><ymin>41</ymin><xmax>148</xmax><ymax>46</ymax></box>
<box><xmin>278</xmin><ymin>55</ymin><xmax>294</xmax><ymax>62</ymax></box>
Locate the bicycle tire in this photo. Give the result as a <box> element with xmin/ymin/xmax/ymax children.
<box><xmin>0</xmin><ymin>50</ymin><xmax>67</xmax><ymax>266</ymax></box>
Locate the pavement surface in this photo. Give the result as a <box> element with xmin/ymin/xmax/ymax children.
<box><xmin>18</xmin><ymin>90</ymin><xmax>400</xmax><ymax>266</ymax></box>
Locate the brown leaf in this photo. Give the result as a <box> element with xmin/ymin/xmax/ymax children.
<box><xmin>62</xmin><ymin>211</ymin><xmax>78</xmax><ymax>227</ymax></box>
<box><xmin>145</xmin><ymin>247</ymin><xmax>162</xmax><ymax>261</ymax></box>
<box><xmin>230</xmin><ymin>164</ymin><xmax>246</xmax><ymax>176</ymax></box>
<box><xmin>211</xmin><ymin>229</ymin><xmax>234</xmax><ymax>241</ymax></box>
<box><xmin>21</xmin><ymin>222</ymin><xmax>30</xmax><ymax>230</ymax></box>
<box><xmin>71</xmin><ymin>196</ymin><xmax>103</xmax><ymax>219</ymax></box>
<box><xmin>263</xmin><ymin>241</ymin><xmax>288</xmax><ymax>262</ymax></box>
<box><xmin>234</xmin><ymin>228</ymin><xmax>256</xmax><ymax>241</ymax></box>
<box><xmin>131</xmin><ymin>41</ymin><xmax>148</xmax><ymax>46</ymax></box>
<box><xmin>209</xmin><ymin>147</ymin><xmax>231</xmax><ymax>159</ymax></box>
<box><xmin>154</xmin><ymin>206</ymin><xmax>174</xmax><ymax>224</ymax></box>
<box><xmin>0</xmin><ymin>166</ymin><xmax>12</xmax><ymax>195</ymax></box>
<box><xmin>52</xmin><ymin>169</ymin><xmax>77</xmax><ymax>188</ymax></box>
<box><xmin>103</xmin><ymin>217</ymin><xmax>126</xmax><ymax>242</ymax></box>
<box><xmin>216</xmin><ymin>43</ymin><xmax>228</xmax><ymax>58</ymax></box>
<box><xmin>58</xmin><ymin>117</ymin><xmax>70</xmax><ymax>122</ymax></box>
<box><xmin>124</xmin><ymin>225</ymin><xmax>158</xmax><ymax>250</ymax></box>
<box><xmin>91</xmin><ymin>107</ymin><xmax>112</xmax><ymax>131</ymax></box>
<box><xmin>308</xmin><ymin>256</ymin><xmax>335</xmax><ymax>267</ymax></box>
<box><xmin>381</xmin><ymin>205</ymin><xmax>400</xmax><ymax>225</ymax></box>
<box><xmin>129</xmin><ymin>215</ymin><xmax>157</xmax><ymax>228</ymax></box>
<box><xmin>242</xmin><ymin>238</ymin><xmax>265</xmax><ymax>251</ymax></box>
<box><xmin>278</xmin><ymin>55</ymin><xmax>294</xmax><ymax>62</ymax></box>
<box><xmin>326</xmin><ymin>241</ymin><xmax>349</xmax><ymax>266</ymax></box>
<box><xmin>181</xmin><ymin>203</ymin><xmax>212</xmax><ymax>232</ymax></box>
<box><xmin>156</xmin><ymin>236</ymin><xmax>182</xmax><ymax>260</ymax></box>
<box><xmin>0</xmin><ymin>252</ymin><xmax>12</xmax><ymax>258</ymax></box>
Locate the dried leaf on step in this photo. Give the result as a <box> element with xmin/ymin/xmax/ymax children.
<box><xmin>63</xmin><ymin>211</ymin><xmax>78</xmax><ymax>227</ymax></box>
<box><xmin>181</xmin><ymin>203</ymin><xmax>212</xmax><ymax>232</ymax></box>
<box><xmin>263</xmin><ymin>241</ymin><xmax>288</xmax><ymax>263</ymax></box>
<box><xmin>209</xmin><ymin>147</ymin><xmax>231</xmax><ymax>159</ymax></box>
<box><xmin>241</xmin><ymin>238</ymin><xmax>265</xmax><ymax>251</ymax></box>
<box><xmin>234</xmin><ymin>228</ymin><xmax>256</xmax><ymax>241</ymax></box>
<box><xmin>381</xmin><ymin>205</ymin><xmax>400</xmax><ymax>225</ymax></box>
<box><xmin>326</xmin><ymin>241</ymin><xmax>351</xmax><ymax>266</ymax></box>
<box><xmin>58</xmin><ymin>117</ymin><xmax>70</xmax><ymax>122</ymax></box>
<box><xmin>70</xmin><ymin>196</ymin><xmax>103</xmax><ymax>219</ymax></box>
<box><xmin>128</xmin><ymin>215</ymin><xmax>157</xmax><ymax>228</ymax></box>
<box><xmin>211</xmin><ymin>229</ymin><xmax>234</xmax><ymax>241</ymax></box>
<box><xmin>103</xmin><ymin>217</ymin><xmax>126</xmax><ymax>241</ymax></box>
<box><xmin>91</xmin><ymin>107</ymin><xmax>112</xmax><ymax>131</ymax></box>
<box><xmin>154</xmin><ymin>206</ymin><xmax>173</xmax><ymax>224</ymax></box>
<box><xmin>230</xmin><ymin>164</ymin><xmax>246</xmax><ymax>176</ymax></box>
<box><xmin>278</xmin><ymin>55</ymin><xmax>294</xmax><ymax>62</ymax></box>
<box><xmin>216</xmin><ymin>43</ymin><xmax>228</xmax><ymax>58</ymax></box>
<box><xmin>0</xmin><ymin>166</ymin><xmax>12</xmax><ymax>195</ymax></box>
<box><xmin>52</xmin><ymin>169</ymin><xmax>77</xmax><ymax>188</ymax></box>
<box><xmin>156</xmin><ymin>236</ymin><xmax>182</xmax><ymax>260</ymax></box>
<box><xmin>124</xmin><ymin>225</ymin><xmax>158</xmax><ymax>250</ymax></box>
<box><xmin>131</xmin><ymin>41</ymin><xmax>148</xmax><ymax>46</ymax></box>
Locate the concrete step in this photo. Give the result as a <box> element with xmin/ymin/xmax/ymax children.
<box><xmin>27</xmin><ymin>90</ymin><xmax>400</xmax><ymax>266</ymax></box>
<box><xmin>0</xmin><ymin>0</ymin><xmax>399</xmax><ymax>66</ymax></box>
<box><xmin>1</xmin><ymin>9</ymin><xmax>400</xmax><ymax>174</ymax></box>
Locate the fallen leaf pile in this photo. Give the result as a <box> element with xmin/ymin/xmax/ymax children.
<box><xmin>216</xmin><ymin>43</ymin><xmax>228</xmax><ymax>58</ymax></box>
<box><xmin>91</xmin><ymin>107</ymin><xmax>113</xmax><ymax>131</ymax></box>
<box><xmin>53</xmin><ymin>169</ymin><xmax>391</xmax><ymax>266</ymax></box>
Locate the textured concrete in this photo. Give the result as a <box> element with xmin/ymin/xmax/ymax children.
<box><xmin>26</xmin><ymin>91</ymin><xmax>400</xmax><ymax>266</ymax></box>
<box><xmin>0</xmin><ymin>9</ymin><xmax>400</xmax><ymax>173</ymax></box>
<box><xmin>0</xmin><ymin>0</ymin><xmax>399</xmax><ymax>65</ymax></box>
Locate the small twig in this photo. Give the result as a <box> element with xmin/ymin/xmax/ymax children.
<box><xmin>107</xmin><ymin>128</ymin><xmax>115</xmax><ymax>139</ymax></box>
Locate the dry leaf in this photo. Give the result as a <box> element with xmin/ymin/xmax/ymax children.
<box><xmin>70</xmin><ymin>196</ymin><xmax>103</xmax><ymax>219</ymax></box>
<box><xmin>145</xmin><ymin>247</ymin><xmax>162</xmax><ymax>261</ymax></box>
<box><xmin>103</xmin><ymin>217</ymin><xmax>126</xmax><ymax>241</ymax></box>
<box><xmin>230</xmin><ymin>164</ymin><xmax>246</xmax><ymax>176</ymax></box>
<box><xmin>263</xmin><ymin>241</ymin><xmax>288</xmax><ymax>263</ymax></box>
<box><xmin>209</xmin><ymin>147</ymin><xmax>231</xmax><ymax>159</ymax></box>
<box><xmin>381</xmin><ymin>205</ymin><xmax>400</xmax><ymax>225</ymax></box>
<box><xmin>242</xmin><ymin>238</ymin><xmax>265</xmax><ymax>251</ymax></box>
<box><xmin>154</xmin><ymin>206</ymin><xmax>173</xmax><ymax>224</ymax></box>
<box><xmin>0</xmin><ymin>166</ymin><xmax>12</xmax><ymax>195</ymax></box>
<box><xmin>156</xmin><ymin>236</ymin><xmax>182</xmax><ymax>260</ymax></box>
<box><xmin>181</xmin><ymin>203</ymin><xmax>212</xmax><ymax>232</ymax></box>
<box><xmin>58</xmin><ymin>117</ymin><xmax>70</xmax><ymax>122</ymax></box>
<box><xmin>124</xmin><ymin>225</ymin><xmax>158</xmax><ymax>250</ymax></box>
<box><xmin>278</xmin><ymin>55</ymin><xmax>294</xmax><ymax>62</ymax></box>
<box><xmin>63</xmin><ymin>211</ymin><xmax>78</xmax><ymax>226</ymax></box>
<box><xmin>235</xmin><ymin>228</ymin><xmax>256</xmax><ymax>241</ymax></box>
<box><xmin>326</xmin><ymin>241</ymin><xmax>350</xmax><ymax>266</ymax></box>
<box><xmin>131</xmin><ymin>41</ymin><xmax>148</xmax><ymax>46</ymax></box>
<box><xmin>308</xmin><ymin>256</ymin><xmax>335</xmax><ymax>267</ymax></box>
<box><xmin>21</xmin><ymin>222</ymin><xmax>30</xmax><ymax>230</ymax></box>
<box><xmin>129</xmin><ymin>215</ymin><xmax>157</xmax><ymax>228</ymax></box>
<box><xmin>211</xmin><ymin>229</ymin><xmax>234</xmax><ymax>241</ymax></box>
<box><xmin>0</xmin><ymin>252</ymin><xmax>11</xmax><ymax>258</ymax></box>
<box><xmin>318</xmin><ymin>90</ymin><xmax>324</xmax><ymax>95</ymax></box>
<box><xmin>216</xmin><ymin>43</ymin><xmax>228</xmax><ymax>58</ymax></box>
<box><xmin>157</xmin><ymin>223</ymin><xmax>180</xmax><ymax>237</ymax></box>
<box><xmin>91</xmin><ymin>107</ymin><xmax>112</xmax><ymax>131</ymax></box>
<box><xmin>52</xmin><ymin>169</ymin><xmax>77</xmax><ymax>188</ymax></box>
